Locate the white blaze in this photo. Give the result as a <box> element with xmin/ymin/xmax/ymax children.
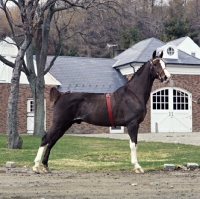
<box><xmin>160</xmin><ymin>60</ymin><xmax>171</xmax><ymax>78</ymax></box>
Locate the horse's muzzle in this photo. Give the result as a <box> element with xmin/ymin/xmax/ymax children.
<box><xmin>161</xmin><ymin>76</ymin><xmax>171</xmax><ymax>84</ymax></box>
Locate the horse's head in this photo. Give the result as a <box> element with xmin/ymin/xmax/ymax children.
<box><xmin>150</xmin><ymin>50</ymin><xmax>171</xmax><ymax>84</ymax></box>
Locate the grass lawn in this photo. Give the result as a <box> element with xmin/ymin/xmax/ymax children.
<box><xmin>0</xmin><ymin>134</ymin><xmax>199</xmax><ymax>171</ymax></box>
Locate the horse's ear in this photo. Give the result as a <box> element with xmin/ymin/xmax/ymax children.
<box><xmin>152</xmin><ymin>50</ymin><xmax>156</xmax><ymax>59</ymax></box>
<box><xmin>159</xmin><ymin>51</ymin><xmax>163</xmax><ymax>58</ymax></box>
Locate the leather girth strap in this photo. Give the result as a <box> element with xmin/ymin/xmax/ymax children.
<box><xmin>106</xmin><ymin>93</ymin><xmax>115</xmax><ymax>126</ymax></box>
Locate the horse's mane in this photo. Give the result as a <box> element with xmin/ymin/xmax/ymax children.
<box><xmin>50</xmin><ymin>87</ymin><xmax>71</xmax><ymax>104</ymax></box>
<box><xmin>127</xmin><ymin>61</ymin><xmax>149</xmax><ymax>83</ymax></box>
<box><xmin>50</xmin><ymin>87</ymin><xmax>61</xmax><ymax>104</ymax></box>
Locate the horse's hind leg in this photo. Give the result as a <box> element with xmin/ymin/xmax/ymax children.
<box><xmin>32</xmin><ymin>133</ymin><xmax>50</xmax><ymax>173</ymax></box>
<box><xmin>32</xmin><ymin>145</ymin><xmax>46</xmax><ymax>173</ymax></box>
<box><xmin>42</xmin><ymin>132</ymin><xmax>64</xmax><ymax>173</ymax></box>
<box><xmin>32</xmin><ymin>123</ymin><xmax>72</xmax><ymax>174</ymax></box>
<box><xmin>42</xmin><ymin>123</ymin><xmax>72</xmax><ymax>173</ymax></box>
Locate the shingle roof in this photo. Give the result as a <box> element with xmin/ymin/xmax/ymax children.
<box><xmin>113</xmin><ymin>36</ymin><xmax>200</xmax><ymax>67</ymax></box>
<box><xmin>113</xmin><ymin>37</ymin><xmax>165</xmax><ymax>67</ymax></box>
<box><xmin>164</xmin><ymin>49</ymin><xmax>200</xmax><ymax>65</ymax></box>
<box><xmin>48</xmin><ymin>56</ymin><xmax>127</xmax><ymax>93</ymax></box>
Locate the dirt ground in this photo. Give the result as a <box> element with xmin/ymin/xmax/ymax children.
<box><xmin>1</xmin><ymin>168</ymin><xmax>200</xmax><ymax>199</ymax></box>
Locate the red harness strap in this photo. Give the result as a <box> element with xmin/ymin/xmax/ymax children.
<box><xmin>106</xmin><ymin>93</ymin><xmax>115</xmax><ymax>126</ymax></box>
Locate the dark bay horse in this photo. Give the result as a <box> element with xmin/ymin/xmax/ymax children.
<box><xmin>33</xmin><ymin>50</ymin><xmax>171</xmax><ymax>174</ymax></box>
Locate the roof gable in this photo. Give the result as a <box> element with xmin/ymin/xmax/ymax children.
<box><xmin>167</xmin><ymin>36</ymin><xmax>200</xmax><ymax>59</ymax></box>
<box><xmin>0</xmin><ymin>37</ymin><xmax>18</xmax><ymax>57</ymax></box>
<box><xmin>166</xmin><ymin>36</ymin><xmax>188</xmax><ymax>46</ymax></box>
<box><xmin>113</xmin><ymin>38</ymin><xmax>165</xmax><ymax>67</ymax></box>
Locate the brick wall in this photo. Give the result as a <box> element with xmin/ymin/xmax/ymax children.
<box><xmin>0</xmin><ymin>73</ymin><xmax>199</xmax><ymax>135</ymax></box>
<box><xmin>138</xmin><ymin>74</ymin><xmax>200</xmax><ymax>133</ymax></box>
<box><xmin>0</xmin><ymin>84</ymin><xmax>10</xmax><ymax>134</ymax></box>
<box><xmin>0</xmin><ymin>84</ymin><xmax>109</xmax><ymax>134</ymax></box>
<box><xmin>68</xmin><ymin>122</ymin><xmax>109</xmax><ymax>134</ymax></box>
<box><xmin>0</xmin><ymin>84</ymin><xmax>54</xmax><ymax>134</ymax></box>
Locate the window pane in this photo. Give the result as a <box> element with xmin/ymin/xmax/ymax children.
<box><xmin>173</xmin><ymin>104</ymin><xmax>176</xmax><ymax>110</ymax></box>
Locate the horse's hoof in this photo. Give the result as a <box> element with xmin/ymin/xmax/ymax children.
<box><xmin>43</xmin><ymin>167</ymin><xmax>51</xmax><ymax>173</ymax></box>
<box><xmin>32</xmin><ymin>166</ymin><xmax>40</xmax><ymax>174</ymax></box>
<box><xmin>134</xmin><ymin>168</ymin><xmax>144</xmax><ymax>174</ymax></box>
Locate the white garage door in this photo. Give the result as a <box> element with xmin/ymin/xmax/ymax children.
<box><xmin>151</xmin><ymin>87</ymin><xmax>192</xmax><ymax>133</ymax></box>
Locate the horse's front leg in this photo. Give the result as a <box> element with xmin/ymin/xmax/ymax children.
<box><xmin>129</xmin><ymin>140</ymin><xmax>144</xmax><ymax>173</ymax></box>
<box><xmin>127</xmin><ymin>122</ymin><xmax>144</xmax><ymax>174</ymax></box>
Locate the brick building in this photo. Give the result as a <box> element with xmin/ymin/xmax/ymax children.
<box><xmin>0</xmin><ymin>37</ymin><xmax>60</xmax><ymax>134</ymax></box>
<box><xmin>0</xmin><ymin>36</ymin><xmax>199</xmax><ymax>134</ymax></box>
<box><xmin>113</xmin><ymin>37</ymin><xmax>200</xmax><ymax>133</ymax></box>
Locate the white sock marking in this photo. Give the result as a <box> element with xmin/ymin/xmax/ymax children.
<box><xmin>129</xmin><ymin>140</ymin><xmax>141</xmax><ymax>169</ymax></box>
<box><xmin>34</xmin><ymin>146</ymin><xmax>45</xmax><ymax>168</ymax></box>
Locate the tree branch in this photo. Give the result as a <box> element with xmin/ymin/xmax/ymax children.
<box><xmin>0</xmin><ymin>55</ymin><xmax>15</xmax><ymax>68</ymax></box>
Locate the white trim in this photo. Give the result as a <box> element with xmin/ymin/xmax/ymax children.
<box><xmin>167</xmin><ymin>65</ymin><xmax>200</xmax><ymax>75</ymax></box>
<box><xmin>118</xmin><ymin>64</ymin><xmax>200</xmax><ymax>76</ymax></box>
<box><xmin>109</xmin><ymin>126</ymin><xmax>124</xmax><ymax>133</ymax></box>
<box><xmin>118</xmin><ymin>65</ymin><xmax>141</xmax><ymax>75</ymax></box>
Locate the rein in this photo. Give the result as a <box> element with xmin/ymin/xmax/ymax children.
<box><xmin>106</xmin><ymin>94</ymin><xmax>115</xmax><ymax>126</ymax></box>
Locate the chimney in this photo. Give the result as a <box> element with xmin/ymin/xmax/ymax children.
<box><xmin>114</xmin><ymin>50</ymin><xmax>124</xmax><ymax>57</ymax></box>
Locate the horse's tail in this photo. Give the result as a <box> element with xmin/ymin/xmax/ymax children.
<box><xmin>50</xmin><ymin>87</ymin><xmax>61</xmax><ymax>104</ymax></box>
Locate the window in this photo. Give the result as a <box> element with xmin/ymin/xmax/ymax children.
<box><xmin>152</xmin><ymin>89</ymin><xmax>169</xmax><ymax>110</ymax></box>
<box><xmin>30</xmin><ymin>100</ymin><xmax>34</xmax><ymax>112</ymax></box>
<box><xmin>110</xmin><ymin>126</ymin><xmax>124</xmax><ymax>133</ymax></box>
<box><xmin>27</xmin><ymin>99</ymin><xmax>34</xmax><ymax>112</ymax></box>
<box><xmin>173</xmin><ymin>89</ymin><xmax>188</xmax><ymax>110</ymax></box>
<box><xmin>167</xmin><ymin>47</ymin><xmax>174</xmax><ymax>56</ymax></box>
<box><xmin>191</xmin><ymin>52</ymin><xmax>196</xmax><ymax>57</ymax></box>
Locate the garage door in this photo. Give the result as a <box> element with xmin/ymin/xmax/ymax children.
<box><xmin>151</xmin><ymin>87</ymin><xmax>192</xmax><ymax>133</ymax></box>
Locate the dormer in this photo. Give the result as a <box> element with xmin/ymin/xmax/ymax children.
<box><xmin>157</xmin><ymin>44</ymin><xmax>178</xmax><ymax>59</ymax></box>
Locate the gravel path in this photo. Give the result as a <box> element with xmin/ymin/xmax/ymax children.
<box><xmin>69</xmin><ymin>132</ymin><xmax>200</xmax><ymax>146</ymax></box>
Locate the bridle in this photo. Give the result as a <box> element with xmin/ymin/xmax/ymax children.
<box><xmin>149</xmin><ymin>58</ymin><xmax>168</xmax><ymax>82</ymax></box>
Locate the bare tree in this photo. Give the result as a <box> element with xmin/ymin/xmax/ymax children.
<box><xmin>0</xmin><ymin>0</ymin><xmax>35</xmax><ymax>148</ymax></box>
<box><xmin>0</xmin><ymin>0</ymin><xmax>122</xmax><ymax>148</ymax></box>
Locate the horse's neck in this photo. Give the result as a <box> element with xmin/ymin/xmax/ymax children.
<box><xmin>127</xmin><ymin>64</ymin><xmax>154</xmax><ymax>103</ymax></box>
